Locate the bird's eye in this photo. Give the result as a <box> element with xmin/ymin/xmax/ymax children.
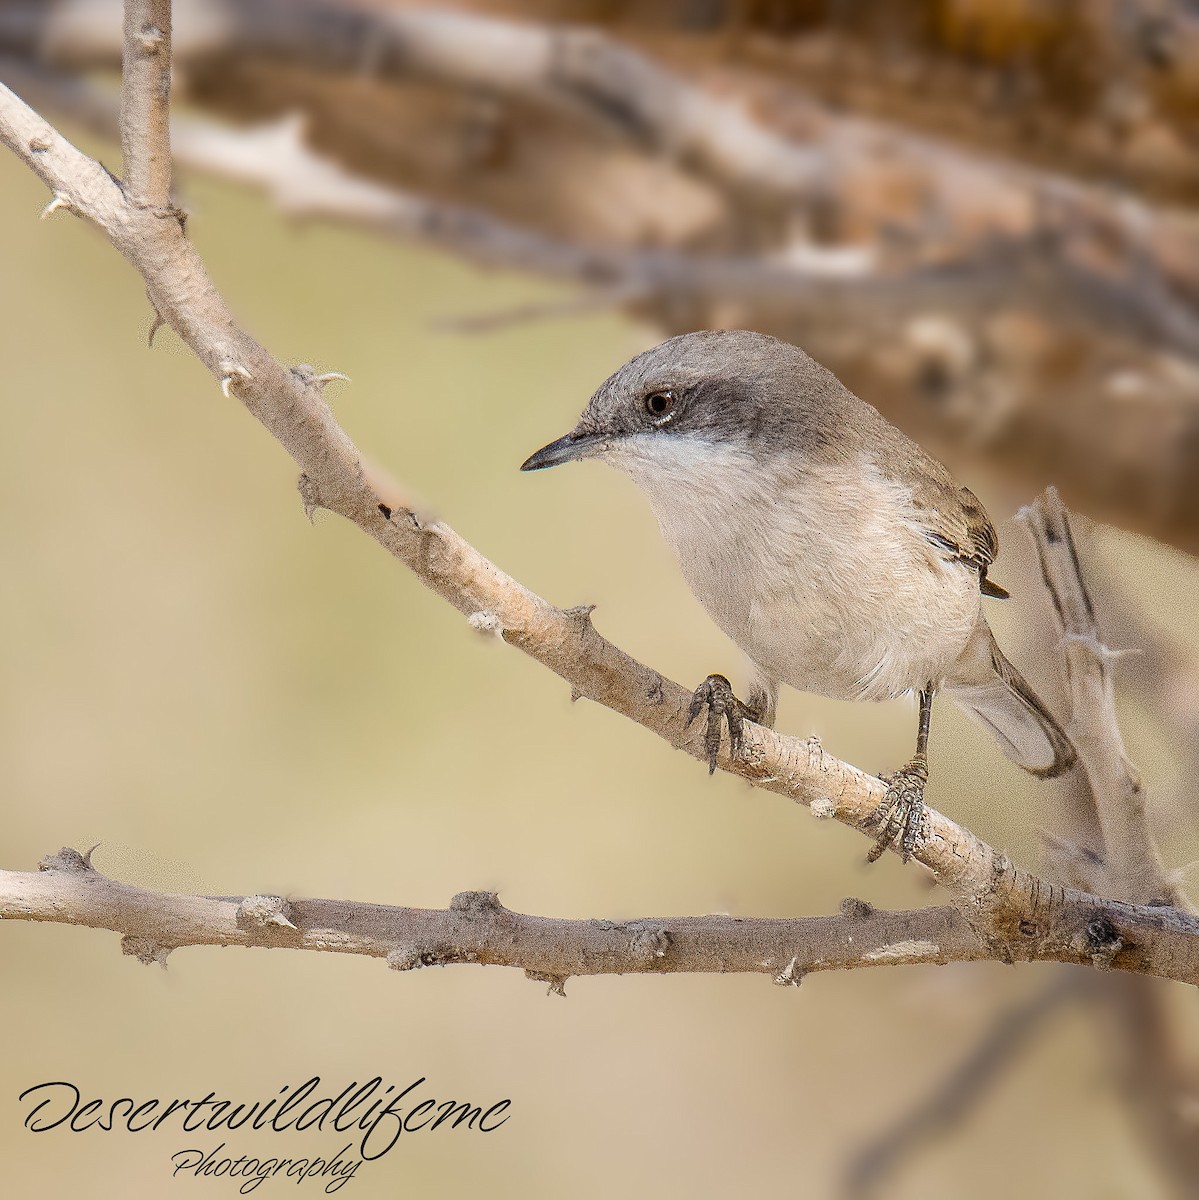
<box><xmin>645</xmin><ymin>390</ymin><xmax>675</xmax><ymax>419</ymax></box>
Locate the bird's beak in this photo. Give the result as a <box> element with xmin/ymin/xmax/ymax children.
<box><xmin>519</xmin><ymin>429</ymin><xmax>606</xmax><ymax>471</ymax></box>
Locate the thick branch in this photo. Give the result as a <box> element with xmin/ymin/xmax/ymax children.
<box><xmin>2</xmin><ymin>850</ymin><xmax>983</xmax><ymax>983</ymax></box>
<box><xmin>0</xmin><ymin>849</ymin><xmax>1194</xmax><ymax>991</ymax></box>
<box><xmin>4</xmin><ymin>848</ymin><xmax>1199</xmax><ymax>985</ymax></box>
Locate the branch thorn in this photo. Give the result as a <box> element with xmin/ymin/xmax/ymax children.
<box><xmin>121</xmin><ymin>934</ymin><xmax>172</xmax><ymax>968</ymax></box>
<box><xmin>450</xmin><ymin>890</ymin><xmax>502</xmax><ymax>915</ymax></box>
<box><xmin>525</xmin><ymin>969</ymin><xmax>568</xmax><ymax>997</ymax></box>
<box><xmin>773</xmin><ymin>956</ymin><xmax>805</xmax><ymax>987</ymax></box>
<box><xmin>237</xmin><ymin>895</ymin><xmax>298</xmax><ymax>931</ymax></box>
<box><xmin>219</xmin><ymin>363</ymin><xmax>252</xmax><ymax>398</ymax></box>
<box><xmin>314</xmin><ymin>371</ymin><xmax>351</xmax><ymax>388</ymax></box>
<box><xmin>137</xmin><ymin>24</ymin><xmax>165</xmax><ymax>53</ymax></box>
<box><xmin>38</xmin><ymin>846</ymin><xmax>97</xmax><ymax>874</ymax></box>
<box><xmin>1062</xmin><ymin>632</ymin><xmax>1142</xmax><ymax>664</ymax></box>
<box><xmin>565</xmin><ymin>604</ymin><xmax>596</xmax><ymax>634</ymax></box>
<box><xmin>40</xmin><ymin>193</ymin><xmax>71</xmax><ymax>220</ymax></box>
<box><xmin>297</xmin><ymin>473</ymin><xmax>323</xmax><ymax>523</ymax></box>
<box><xmin>467</xmin><ymin>610</ymin><xmax>504</xmax><ymax>638</ymax></box>
<box><xmin>387</xmin><ymin>947</ymin><xmax>423</xmax><ymax>972</ymax></box>
<box><xmin>810</xmin><ymin>795</ymin><xmax>838</xmax><ymax>819</ymax></box>
<box><xmin>630</xmin><ymin>927</ymin><xmax>671</xmax><ymax>961</ymax></box>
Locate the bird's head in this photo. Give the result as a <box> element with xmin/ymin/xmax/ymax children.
<box><xmin>520</xmin><ymin>330</ymin><xmax>833</xmax><ymax>487</ymax></box>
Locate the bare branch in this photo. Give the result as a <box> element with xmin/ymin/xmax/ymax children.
<box><xmin>0</xmin><ymin>850</ymin><xmax>1194</xmax><ymax>989</ymax></box>
<box><xmin>851</xmin><ymin>491</ymin><xmax>1196</xmax><ymax>1190</ymax></box>
<box><xmin>1101</xmin><ymin>974</ymin><xmax>1199</xmax><ymax>1199</ymax></box>
<box><xmin>119</xmin><ymin>0</ymin><xmax>171</xmax><ymax>209</ymax></box>
<box><xmin>1020</xmin><ymin>488</ymin><xmax>1170</xmax><ymax>905</ymax></box>
<box><xmin>1</xmin><ymin>849</ymin><xmax>986</xmax><ymax>982</ymax></box>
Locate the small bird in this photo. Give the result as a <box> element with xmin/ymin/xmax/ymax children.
<box><xmin>521</xmin><ymin>330</ymin><xmax>1075</xmax><ymax>861</ymax></box>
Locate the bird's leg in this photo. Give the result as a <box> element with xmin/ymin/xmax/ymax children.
<box><xmin>687</xmin><ymin>674</ymin><xmax>770</xmax><ymax>774</ymax></box>
<box><xmin>867</xmin><ymin>688</ymin><xmax>934</xmax><ymax>864</ymax></box>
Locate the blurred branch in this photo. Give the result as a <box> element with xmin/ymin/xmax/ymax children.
<box><xmin>0</xmin><ymin>59</ymin><xmax>634</xmax><ymax>283</ymax></box>
<box><xmin>8</xmin><ymin>15</ymin><xmax>1199</xmax><ymax>559</ymax></box>
<box><xmin>16</xmin><ymin>59</ymin><xmax>1188</xmax><ymax>338</ymax></box>
<box><xmin>1088</xmin><ymin>566</ymin><xmax>1199</xmax><ymax>814</ymax></box>
<box><xmin>1</xmin><ymin>0</ymin><xmax>830</xmax><ymax>202</ymax></box>
<box><xmin>844</xmin><ymin>972</ymin><xmax>1085</xmax><ymax>1199</ymax></box>
<box><xmin>8</xmin><ymin>4</ymin><xmax>1199</xmax><ymax>357</ymax></box>
<box><xmin>6</xmin><ymin>0</ymin><xmax>1188</xmax><ymax>231</ymax></box>
<box><xmin>3</xmin><ymin>4</ymin><xmax>1199</xmax><ymax>989</ymax></box>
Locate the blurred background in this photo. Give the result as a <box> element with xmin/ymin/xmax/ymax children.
<box><xmin>3</xmin><ymin>1</ymin><xmax>1199</xmax><ymax>1196</ymax></box>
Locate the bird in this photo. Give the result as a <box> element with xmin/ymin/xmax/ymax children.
<box><xmin>520</xmin><ymin>329</ymin><xmax>1075</xmax><ymax>862</ymax></box>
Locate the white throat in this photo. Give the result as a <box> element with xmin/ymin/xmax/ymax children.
<box><xmin>603</xmin><ymin>432</ymin><xmax>768</xmax><ymax>526</ymax></box>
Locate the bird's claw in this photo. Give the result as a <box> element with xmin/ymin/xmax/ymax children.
<box><xmin>687</xmin><ymin>674</ymin><xmax>750</xmax><ymax>774</ymax></box>
<box><xmin>867</xmin><ymin>754</ymin><xmax>928</xmax><ymax>864</ymax></box>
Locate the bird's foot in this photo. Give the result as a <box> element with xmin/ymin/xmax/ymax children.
<box><xmin>867</xmin><ymin>754</ymin><xmax>929</xmax><ymax>864</ymax></box>
<box><xmin>687</xmin><ymin>674</ymin><xmax>754</xmax><ymax>774</ymax></box>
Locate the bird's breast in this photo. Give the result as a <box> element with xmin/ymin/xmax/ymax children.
<box><xmin>627</xmin><ymin>447</ymin><xmax>983</xmax><ymax>701</ymax></box>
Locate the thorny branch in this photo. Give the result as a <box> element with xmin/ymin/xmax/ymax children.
<box><xmin>0</xmin><ymin>2</ymin><xmax>1195</xmax><ymax>1000</ymax></box>
<box><xmin>3</xmin><ymin>849</ymin><xmax>984</xmax><ymax>986</ymax></box>
<box><xmin>1021</xmin><ymin>488</ymin><xmax>1171</xmax><ymax>907</ymax></box>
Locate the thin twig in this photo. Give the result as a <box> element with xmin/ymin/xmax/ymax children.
<box><xmin>119</xmin><ymin>0</ymin><xmax>171</xmax><ymax>209</ymax></box>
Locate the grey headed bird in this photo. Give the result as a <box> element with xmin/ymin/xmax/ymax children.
<box><xmin>521</xmin><ymin>330</ymin><xmax>1075</xmax><ymax>862</ymax></box>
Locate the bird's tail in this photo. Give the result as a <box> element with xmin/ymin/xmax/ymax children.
<box><xmin>949</xmin><ymin>645</ymin><xmax>1076</xmax><ymax>778</ymax></box>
